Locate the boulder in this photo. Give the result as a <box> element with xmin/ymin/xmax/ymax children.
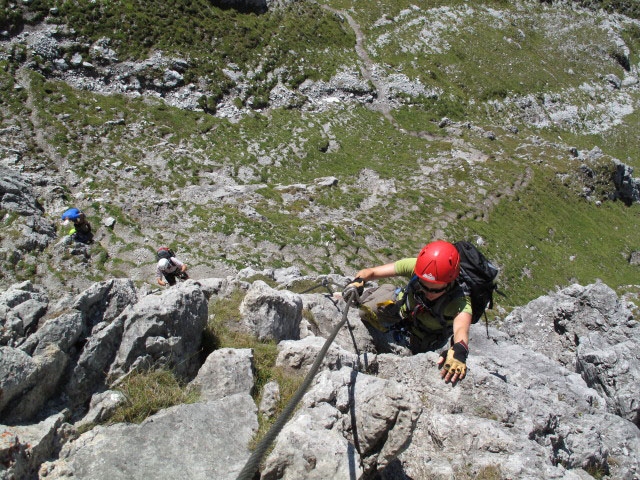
<box><xmin>262</xmin><ymin>368</ymin><xmax>422</xmax><ymax>478</ymax></box>
<box><xmin>612</xmin><ymin>158</ymin><xmax>640</xmax><ymax>205</ymax></box>
<box><xmin>194</xmin><ymin>277</ymin><xmax>229</xmax><ymax>300</ymax></box>
<box><xmin>188</xmin><ymin>348</ymin><xmax>255</xmax><ymax>401</ymax></box>
<box><xmin>43</xmin><ymin>394</ymin><xmax>258</xmax><ymax>480</ymax></box>
<box><xmin>238</xmin><ymin>280</ymin><xmax>302</xmax><ymax>341</ymax></box>
<box><xmin>108</xmin><ymin>282</ymin><xmax>208</xmax><ymax>379</ymax></box>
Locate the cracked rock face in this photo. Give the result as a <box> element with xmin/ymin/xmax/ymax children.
<box><xmin>1</xmin><ymin>277</ymin><xmax>639</xmax><ymax>479</ymax></box>
<box><xmin>262</xmin><ymin>368</ymin><xmax>422</xmax><ymax>479</ymax></box>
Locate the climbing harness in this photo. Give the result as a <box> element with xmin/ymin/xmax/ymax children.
<box><xmin>235</xmin><ymin>287</ymin><xmax>361</xmax><ymax>480</ymax></box>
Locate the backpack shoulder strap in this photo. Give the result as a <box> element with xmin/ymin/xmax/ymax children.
<box><xmin>432</xmin><ymin>283</ymin><xmax>465</xmax><ymax>327</ymax></box>
<box><xmin>402</xmin><ymin>277</ymin><xmax>465</xmax><ymax>327</ymax></box>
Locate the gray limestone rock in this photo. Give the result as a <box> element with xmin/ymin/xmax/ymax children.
<box><xmin>76</xmin><ymin>390</ymin><xmax>126</xmax><ymax>427</ymax></box>
<box><xmin>0</xmin><ymin>281</ymin><xmax>48</xmax><ymax>346</ymax></box>
<box><xmin>65</xmin><ymin>316</ymin><xmax>125</xmax><ymax>407</ymax></box>
<box><xmin>0</xmin><ymin>344</ymin><xmax>68</xmax><ymax>423</ymax></box>
<box><xmin>501</xmin><ymin>282</ymin><xmax>634</xmax><ymax>369</ymax></box>
<box><xmin>276</xmin><ymin>335</ymin><xmax>362</xmax><ymax>373</ymax></box>
<box><xmin>193</xmin><ymin>277</ymin><xmax>229</xmax><ymax>300</ymax></box>
<box><xmin>577</xmin><ymin>336</ymin><xmax>640</xmax><ymax>426</ymax></box>
<box><xmin>0</xmin><ymin>167</ymin><xmax>43</xmax><ymax>215</ymax></box>
<box><xmin>262</xmin><ymin>368</ymin><xmax>421</xmax><ymax>478</ymax></box>
<box><xmin>0</xmin><ymin>412</ymin><xmax>67</xmax><ymax>480</ymax></box>
<box><xmin>238</xmin><ymin>280</ymin><xmax>302</xmax><ymax>341</ymax></box>
<box><xmin>69</xmin><ymin>278</ymin><xmax>138</xmax><ymax>327</ymax></box>
<box><xmin>19</xmin><ymin>311</ymin><xmax>84</xmax><ymax>357</ymax></box>
<box><xmin>300</xmin><ymin>293</ymin><xmax>377</xmax><ymax>355</ymax></box>
<box><xmin>108</xmin><ymin>282</ymin><xmax>208</xmax><ymax>380</ymax></box>
<box><xmin>259</xmin><ymin>381</ymin><xmax>280</xmax><ymax>419</ymax></box>
<box><xmin>188</xmin><ymin>348</ymin><xmax>255</xmax><ymax>401</ymax></box>
<box><xmin>0</xmin><ymin>346</ymin><xmax>40</xmax><ymax>416</ymax></box>
<box><xmin>44</xmin><ymin>394</ymin><xmax>258</xmax><ymax>480</ymax></box>
<box><xmin>611</xmin><ymin>158</ymin><xmax>640</xmax><ymax>205</ymax></box>
<box><xmin>502</xmin><ymin>282</ymin><xmax>639</xmax><ymax>425</ymax></box>
<box><xmin>374</xmin><ymin>322</ymin><xmax>640</xmax><ymax>479</ymax></box>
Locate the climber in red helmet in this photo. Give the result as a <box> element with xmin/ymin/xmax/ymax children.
<box><xmin>343</xmin><ymin>241</ymin><xmax>472</xmax><ymax>384</ymax></box>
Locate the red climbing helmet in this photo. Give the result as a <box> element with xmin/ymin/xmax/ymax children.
<box><xmin>414</xmin><ymin>241</ymin><xmax>460</xmax><ymax>284</ymax></box>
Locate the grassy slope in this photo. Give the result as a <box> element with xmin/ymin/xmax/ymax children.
<box><xmin>0</xmin><ymin>0</ymin><xmax>638</xmax><ymax>309</ymax></box>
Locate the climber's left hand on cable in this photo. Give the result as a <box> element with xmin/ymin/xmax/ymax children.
<box><xmin>342</xmin><ymin>277</ymin><xmax>365</xmax><ymax>302</ymax></box>
<box><xmin>438</xmin><ymin>340</ymin><xmax>468</xmax><ymax>383</ymax></box>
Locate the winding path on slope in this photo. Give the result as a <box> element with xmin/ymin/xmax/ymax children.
<box><xmin>322</xmin><ymin>5</ymin><xmax>442</xmax><ymax>142</ymax></box>
<box><xmin>321</xmin><ymin>5</ymin><xmax>533</xmax><ymax>235</ymax></box>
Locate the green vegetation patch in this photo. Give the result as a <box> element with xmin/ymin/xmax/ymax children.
<box><xmin>46</xmin><ymin>1</ymin><xmax>355</xmax><ymax>97</ymax></box>
<box><xmin>109</xmin><ymin>368</ymin><xmax>199</xmax><ymax>424</ymax></box>
<box><xmin>451</xmin><ymin>166</ymin><xmax>640</xmax><ymax>307</ymax></box>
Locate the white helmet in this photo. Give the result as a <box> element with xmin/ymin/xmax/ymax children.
<box><xmin>158</xmin><ymin>258</ymin><xmax>170</xmax><ymax>270</ymax></box>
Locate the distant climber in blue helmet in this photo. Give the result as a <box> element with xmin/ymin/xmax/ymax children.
<box><xmin>61</xmin><ymin>208</ymin><xmax>93</xmax><ymax>244</ymax></box>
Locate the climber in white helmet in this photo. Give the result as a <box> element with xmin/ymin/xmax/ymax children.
<box><xmin>156</xmin><ymin>255</ymin><xmax>188</xmax><ymax>286</ymax></box>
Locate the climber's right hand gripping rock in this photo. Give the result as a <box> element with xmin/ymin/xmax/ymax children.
<box><xmin>438</xmin><ymin>341</ymin><xmax>468</xmax><ymax>383</ymax></box>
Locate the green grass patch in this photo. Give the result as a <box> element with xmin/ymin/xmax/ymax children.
<box><xmin>450</xmin><ymin>166</ymin><xmax>640</xmax><ymax>307</ymax></box>
<box><xmin>250</xmin><ymin>366</ymin><xmax>304</xmax><ymax>451</ymax></box>
<box><xmin>109</xmin><ymin>369</ymin><xmax>199</xmax><ymax>424</ymax></box>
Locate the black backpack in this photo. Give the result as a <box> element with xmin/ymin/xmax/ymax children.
<box><xmin>156</xmin><ymin>247</ymin><xmax>176</xmax><ymax>262</ymax></box>
<box><xmin>454</xmin><ymin>241</ymin><xmax>502</xmax><ymax>326</ymax></box>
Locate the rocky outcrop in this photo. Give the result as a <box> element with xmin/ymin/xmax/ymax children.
<box><xmin>375</xmin><ymin>325</ymin><xmax>640</xmax><ymax>479</ymax></box>
<box><xmin>262</xmin><ymin>368</ymin><xmax>422</xmax><ymax>478</ymax></box>
<box><xmin>238</xmin><ymin>280</ymin><xmax>302</xmax><ymax>341</ymax></box>
<box><xmin>0</xmin><ymin>167</ymin><xmax>45</xmax><ymax>216</ymax></box>
<box><xmin>0</xmin><ymin>412</ymin><xmax>68</xmax><ymax>480</ymax></box>
<box><xmin>108</xmin><ymin>282</ymin><xmax>208</xmax><ymax>380</ymax></box>
<box><xmin>0</xmin><ymin>280</ymin><xmax>48</xmax><ymax>347</ymax></box>
<box><xmin>0</xmin><ymin>344</ymin><xmax>67</xmax><ymax>423</ymax></box>
<box><xmin>502</xmin><ymin>281</ymin><xmax>639</xmax><ymax>426</ymax></box>
<box><xmin>42</xmin><ymin>394</ymin><xmax>259</xmax><ymax>480</ymax></box>
<box><xmin>0</xmin><ymin>167</ymin><xmax>56</xmax><ymax>260</ymax></box>
<box><xmin>2</xmin><ymin>276</ymin><xmax>639</xmax><ymax>479</ymax></box>
<box><xmin>573</xmin><ymin>147</ymin><xmax>640</xmax><ymax>204</ymax></box>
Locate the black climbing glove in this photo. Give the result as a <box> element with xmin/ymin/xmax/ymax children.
<box><xmin>342</xmin><ymin>277</ymin><xmax>365</xmax><ymax>303</ymax></box>
<box><xmin>439</xmin><ymin>341</ymin><xmax>468</xmax><ymax>380</ymax></box>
